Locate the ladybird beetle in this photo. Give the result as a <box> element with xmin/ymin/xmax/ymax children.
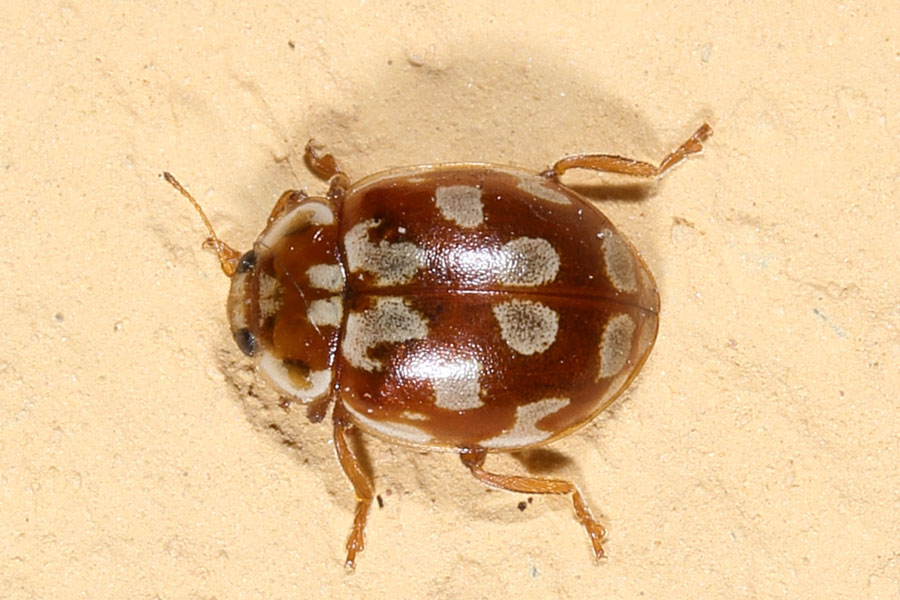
<box><xmin>164</xmin><ymin>123</ymin><xmax>711</xmax><ymax>568</ymax></box>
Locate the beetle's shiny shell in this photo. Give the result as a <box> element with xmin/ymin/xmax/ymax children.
<box><xmin>230</xmin><ymin>164</ymin><xmax>659</xmax><ymax>451</ymax></box>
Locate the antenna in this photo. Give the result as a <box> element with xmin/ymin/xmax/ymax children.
<box><xmin>163</xmin><ymin>172</ymin><xmax>241</xmax><ymax>277</ymax></box>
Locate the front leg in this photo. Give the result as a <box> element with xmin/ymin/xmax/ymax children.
<box><xmin>304</xmin><ymin>139</ymin><xmax>350</xmax><ymax>201</ymax></box>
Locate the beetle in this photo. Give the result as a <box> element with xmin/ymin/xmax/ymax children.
<box><xmin>164</xmin><ymin>123</ymin><xmax>711</xmax><ymax>568</ymax></box>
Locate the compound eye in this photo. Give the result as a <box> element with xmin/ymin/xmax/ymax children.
<box><xmin>235</xmin><ymin>250</ymin><xmax>257</xmax><ymax>274</ymax></box>
<box><xmin>233</xmin><ymin>327</ymin><xmax>257</xmax><ymax>356</ymax></box>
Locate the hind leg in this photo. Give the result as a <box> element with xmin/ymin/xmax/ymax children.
<box><xmin>460</xmin><ymin>447</ymin><xmax>607</xmax><ymax>559</ymax></box>
<box><xmin>543</xmin><ymin>123</ymin><xmax>712</xmax><ymax>181</ymax></box>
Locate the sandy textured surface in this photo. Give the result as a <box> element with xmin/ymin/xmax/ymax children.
<box><xmin>2</xmin><ymin>2</ymin><xmax>897</xmax><ymax>598</ymax></box>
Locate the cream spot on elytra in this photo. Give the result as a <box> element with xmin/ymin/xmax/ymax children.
<box><xmin>600</xmin><ymin>229</ymin><xmax>637</xmax><ymax>293</ymax></box>
<box><xmin>493</xmin><ymin>300</ymin><xmax>559</xmax><ymax>355</ymax></box>
<box><xmin>597</xmin><ymin>313</ymin><xmax>636</xmax><ymax>379</ymax></box>
<box><xmin>306</xmin><ymin>263</ymin><xmax>344</xmax><ymax>292</ymax></box>
<box><xmin>402</xmin><ymin>347</ymin><xmax>484</xmax><ymax>411</ymax></box>
<box><xmin>481</xmin><ymin>397</ymin><xmax>569</xmax><ymax>449</ymax></box>
<box><xmin>404</xmin><ymin>354</ymin><xmax>484</xmax><ymax>411</ymax></box>
<box><xmin>402</xmin><ymin>411</ymin><xmax>429</xmax><ymax>421</ymax></box>
<box><xmin>307</xmin><ymin>296</ymin><xmax>343</xmax><ymax>328</ymax></box>
<box><xmin>516</xmin><ymin>177</ymin><xmax>572</xmax><ymax>205</ymax></box>
<box><xmin>639</xmin><ymin>266</ymin><xmax>659</xmax><ymax>312</ymax></box>
<box><xmin>343</xmin><ymin>297</ymin><xmax>428</xmax><ymax>372</ymax></box>
<box><xmin>434</xmin><ymin>185</ymin><xmax>484</xmax><ymax>228</ymax></box>
<box><xmin>634</xmin><ymin>313</ymin><xmax>657</xmax><ymax>362</ymax></box>
<box><xmin>344</xmin><ymin>219</ymin><xmax>425</xmax><ymax>286</ymax></box>
<box><xmin>343</xmin><ymin>402</ymin><xmax>433</xmax><ymax>445</ymax></box>
<box><xmin>497</xmin><ymin>237</ymin><xmax>560</xmax><ymax>286</ymax></box>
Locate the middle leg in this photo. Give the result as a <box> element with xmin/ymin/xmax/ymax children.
<box><xmin>332</xmin><ymin>400</ymin><xmax>375</xmax><ymax>570</ymax></box>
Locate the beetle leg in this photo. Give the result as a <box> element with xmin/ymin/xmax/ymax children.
<box><xmin>163</xmin><ymin>172</ymin><xmax>242</xmax><ymax>277</ymax></box>
<box><xmin>304</xmin><ymin>139</ymin><xmax>342</xmax><ymax>178</ymax></box>
<box><xmin>304</xmin><ymin>139</ymin><xmax>351</xmax><ymax>201</ymax></box>
<box><xmin>542</xmin><ymin>123</ymin><xmax>712</xmax><ymax>181</ymax></box>
<box><xmin>304</xmin><ymin>395</ymin><xmax>332</xmax><ymax>424</ymax></box>
<box><xmin>275</xmin><ymin>394</ymin><xmax>331</xmax><ymax>424</ymax></box>
<box><xmin>332</xmin><ymin>400</ymin><xmax>374</xmax><ymax>570</ymax></box>
<box><xmin>460</xmin><ymin>447</ymin><xmax>607</xmax><ymax>560</ymax></box>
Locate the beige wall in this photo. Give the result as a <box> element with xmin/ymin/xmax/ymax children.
<box><xmin>2</xmin><ymin>2</ymin><xmax>896</xmax><ymax>598</ymax></box>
